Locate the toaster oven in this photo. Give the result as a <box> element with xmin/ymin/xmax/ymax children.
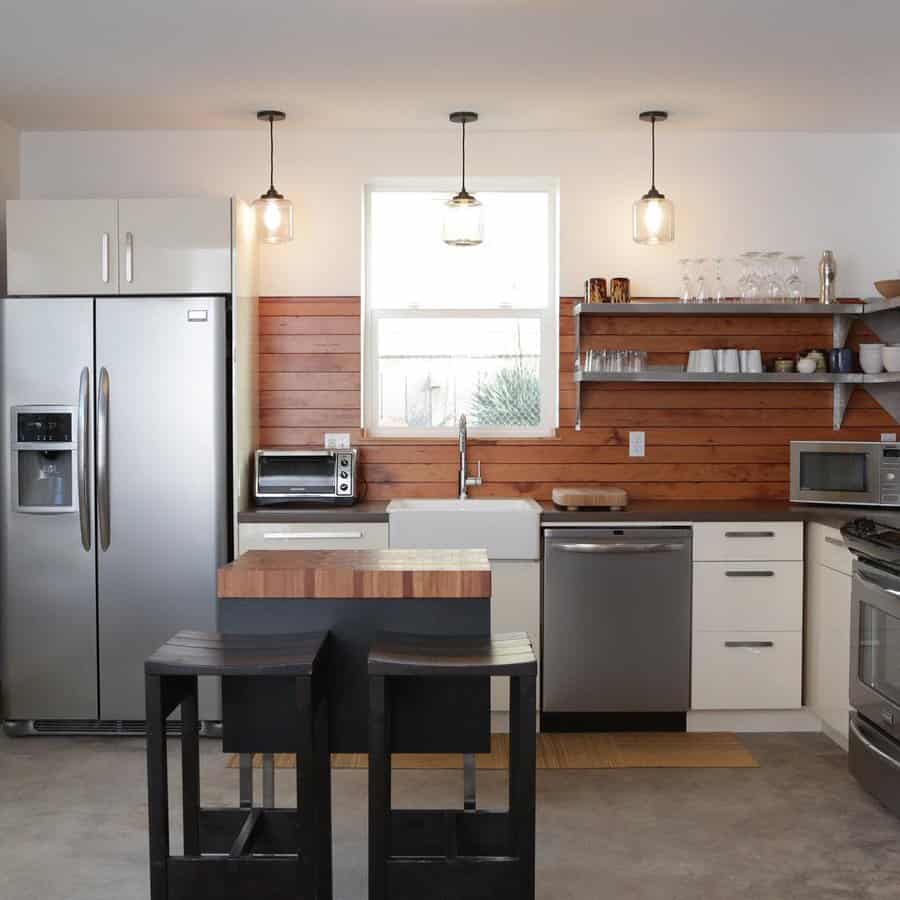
<box><xmin>254</xmin><ymin>449</ymin><xmax>358</xmax><ymax>505</ymax></box>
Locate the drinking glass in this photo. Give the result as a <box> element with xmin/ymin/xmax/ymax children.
<box><xmin>785</xmin><ymin>256</ymin><xmax>805</xmax><ymax>303</ymax></box>
<box><xmin>678</xmin><ymin>258</ymin><xmax>693</xmax><ymax>303</ymax></box>
<box><xmin>693</xmin><ymin>258</ymin><xmax>708</xmax><ymax>303</ymax></box>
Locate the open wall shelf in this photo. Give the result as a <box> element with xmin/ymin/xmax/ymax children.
<box><xmin>572</xmin><ymin>298</ymin><xmax>900</xmax><ymax>431</ymax></box>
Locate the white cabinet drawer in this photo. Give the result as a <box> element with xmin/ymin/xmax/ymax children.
<box><xmin>693</xmin><ymin>522</ymin><xmax>803</xmax><ymax>562</ymax></box>
<box><xmin>238</xmin><ymin>522</ymin><xmax>388</xmax><ymax>552</ymax></box>
<box><xmin>692</xmin><ymin>561</ymin><xmax>803</xmax><ymax>631</ymax></box>
<box><xmin>807</xmin><ymin>522</ymin><xmax>853</xmax><ymax>576</ymax></box>
<box><xmin>691</xmin><ymin>631</ymin><xmax>802</xmax><ymax>710</ymax></box>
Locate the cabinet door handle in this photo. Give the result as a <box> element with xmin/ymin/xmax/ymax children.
<box><xmin>101</xmin><ymin>233</ymin><xmax>110</xmax><ymax>284</ymax></box>
<box><xmin>725</xmin><ymin>570</ymin><xmax>774</xmax><ymax>577</ymax></box>
<box><xmin>724</xmin><ymin>641</ymin><xmax>774</xmax><ymax>648</ymax></box>
<box><xmin>724</xmin><ymin>531</ymin><xmax>775</xmax><ymax>538</ymax></box>
<box><xmin>125</xmin><ymin>231</ymin><xmax>134</xmax><ymax>283</ymax></box>
<box><xmin>262</xmin><ymin>531</ymin><xmax>364</xmax><ymax>540</ymax></box>
<box><xmin>824</xmin><ymin>536</ymin><xmax>845</xmax><ymax>547</ymax></box>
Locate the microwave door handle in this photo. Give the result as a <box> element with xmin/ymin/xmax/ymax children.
<box><xmin>857</xmin><ymin>568</ymin><xmax>900</xmax><ymax>598</ymax></box>
<box><xmin>77</xmin><ymin>367</ymin><xmax>91</xmax><ymax>551</ymax></box>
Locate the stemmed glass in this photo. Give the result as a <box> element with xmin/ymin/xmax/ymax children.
<box><xmin>738</xmin><ymin>252</ymin><xmax>761</xmax><ymax>301</ymax></box>
<box><xmin>693</xmin><ymin>258</ymin><xmax>708</xmax><ymax>303</ymax></box>
<box><xmin>762</xmin><ymin>251</ymin><xmax>784</xmax><ymax>303</ymax></box>
<box><xmin>711</xmin><ymin>257</ymin><xmax>726</xmax><ymax>303</ymax></box>
<box><xmin>784</xmin><ymin>256</ymin><xmax>805</xmax><ymax>303</ymax></box>
<box><xmin>678</xmin><ymin>258</ymin><xmax>693</xmax><ymax>303</ymax></box>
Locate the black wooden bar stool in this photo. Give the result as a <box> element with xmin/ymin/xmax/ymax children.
<box><xmin>367</xmin><ymin>631</ymin><xmax>537</xmax><ymax>900</ymax></box>
<box><xmin>145</xmin><ymin>629</ymin><xmax>332</xmax><ymax>900</ymax></box>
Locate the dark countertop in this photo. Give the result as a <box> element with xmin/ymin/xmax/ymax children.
<box><xmin>237</xmin><ymin>499</ymin><xmax>899</xmax><ymax>531</ymax></box>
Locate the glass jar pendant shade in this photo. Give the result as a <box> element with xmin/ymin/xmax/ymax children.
<box><xmin>443</xmin><ymin>111</ymin><xmax>484</xmax><ymax>246</ymax></box>
<box><xmin>632</xmin><ymin>111</ymin><xmax>674</xmax><ymax>245</ymax></box>
<box><xmin>253</xmin><ymin>110</ymin><xmax>294</xmax><ymax>244</ymax></box>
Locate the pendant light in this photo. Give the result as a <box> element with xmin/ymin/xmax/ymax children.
<box><xmin>632</xmin><ymin>110</ymin><xmax>674</xmax><ymax>245</ymax></box>
<box><xmin>253</xmin><ymin>110</ymin><xmax>294</xmax><ymax>244</ymax></box>
<box><xmin>442</xmin><ymin>111</ymin><xmax>484</xmax><ymax>246</ymax></box>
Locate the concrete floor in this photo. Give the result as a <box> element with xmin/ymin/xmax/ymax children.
<box><xmin>1</xmin><ymin>732</ymin><xmax>899</xmax><ymax>900</ymax></box>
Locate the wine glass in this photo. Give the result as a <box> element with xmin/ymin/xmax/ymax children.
<box><xmin>711</xmin><ymin>257</ymin><xmax>726</xmax><ymax>303</ymax></box>
<box><xmin>693</xmin><ymin>258</ymin><xmax>708</xmax><ymax>303</ymax></box>
<box><xmin>678</xmin><ymin>258</ymin><xmax>693</xmax><ymax>303</ymax></box>
<box><xmin>762</xmin><ymin>251</ymin><xmax>784</xmax><ymax>303</ymax></box>
<box><xmin>785</xmin><ymin>255</ymin><xmax>805</xmax><ymax>304</ymax></box>
<box><xmin>740</xmin><ymin>252</ymin><xmax>761</xmax><ymax>301</ymax></box>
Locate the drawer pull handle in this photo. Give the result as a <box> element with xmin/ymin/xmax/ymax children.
<box><xmin>263</xmin><ymin>531</ymin><xmax>364</xmax><ymax>540</ymax></box>
<box><xmin>724</xmin><ymin>531</ymin><xmax>776</xmax><ymax>538</ymax></box>
<box><xmin>824</xmin><ymin>536</ymin><xmax>845</xmax><ymax>547</ymax></box>
<box><xmin>724</xmin><ymin>640</ymin><xmax>774</xmax><ymax>648</ymax></box>
<box><xmin>725</xmin><ymin>570</ymin><xmax>774</xmax><ymax>578</ymax></box>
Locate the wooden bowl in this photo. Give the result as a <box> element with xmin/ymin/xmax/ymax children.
<box><xmin>875</xmin><ymin>279</ymin><xmax>900</xmax><ymax>299</ymax></box>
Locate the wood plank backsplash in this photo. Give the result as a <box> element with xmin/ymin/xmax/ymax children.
<box><xmin>258</xmin><ymin>297</ymin><xmax>895</xmax><ymax>501</ymax></box>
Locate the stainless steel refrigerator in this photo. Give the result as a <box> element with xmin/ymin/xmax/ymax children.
<box><xmin>0</xmin><ymin>296</ymin><xmax>229</xmax><ymax>732</ymax></box>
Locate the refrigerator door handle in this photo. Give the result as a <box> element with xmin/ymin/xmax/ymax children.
<box><xmin>77</xmin><ymin>367</ymin><xmax>91</xmax><ymax>551</ymax></box>
<box><xmin>97</xmin><ymin>367</ymin><xmax>111</xmax><ymax>551</ymax></box>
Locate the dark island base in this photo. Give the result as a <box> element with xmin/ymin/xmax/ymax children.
<box><xmin>219</xmin><ymin>597</ymin><xmax>491</xmax><ymax>754</ymax></box>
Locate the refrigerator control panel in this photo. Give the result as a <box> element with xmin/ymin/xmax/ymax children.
<box><xmin>16</xmin><ymin>409</ymin><xmax>73</xmax><ymax>445</ymax></box>
<box><xmin>10</xmin><ymin>405</ymin><xmax>78</xmax><ymax>514</ymax></box>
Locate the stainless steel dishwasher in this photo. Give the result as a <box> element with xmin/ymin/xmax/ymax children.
<box><xmin>541</xmin><ymin>526</ymin><xmax>692</xmax><ymax>731</ymax></box>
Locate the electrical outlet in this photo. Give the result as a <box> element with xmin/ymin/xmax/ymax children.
<box><xmin>629</xmin><ymin>431</ymin><xmax>645</xmax><ymax>457</ymax></box>
<box><xmin>324</xmin><ymin>432</ymin><xmax>351</xmax><ymax>450</ymax></box>
<box><xmin>882</xmin><ymin>433</ymin><xmax>897</xmax><ymax>443</ymax></box>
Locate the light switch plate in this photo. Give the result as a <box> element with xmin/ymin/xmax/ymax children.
<box><xmin>324</xmin><ymin>432</ymin><xmax>351</xmax><ymax>450</ymax></box>
<box><xmin>629</xmin><ymin>431</ymin><xmax>645</xmax><ymax>457</ymax></box>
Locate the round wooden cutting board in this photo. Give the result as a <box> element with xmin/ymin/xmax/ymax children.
<box><xmin>551</xmin><ymin>486</ymin><xmax>629</xmax><ymax>511</ymax></box>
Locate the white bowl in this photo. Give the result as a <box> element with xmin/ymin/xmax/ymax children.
<box><xmin>883</xmin><ymin>346</ymin><xmax>900</xmax><ymax>373</ymax></box>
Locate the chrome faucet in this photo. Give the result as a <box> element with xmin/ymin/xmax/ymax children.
<box><xmin>458</xmin><ymin>414</ymin><xmax>482</xmax><ymax>499</ymax></box>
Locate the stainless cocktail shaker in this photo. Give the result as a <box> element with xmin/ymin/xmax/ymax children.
<box><xmin>818</xmin><ymin>250</ymin><xmax>837</xmax><ymax>304</ymax></box>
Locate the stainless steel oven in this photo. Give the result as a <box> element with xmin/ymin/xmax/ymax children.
<box><xmin>843</xmin><ymin>518</ymin><xmax>900</xmax><ymax>817</ymax></box>
<box><xmin>254</xmin><ymin>449</ymin><xmax>358</xmax><ymax>505</ymax></box>
<box><xmin>790</xmin><ymin>441</ymin><xmax>900</xmax><ymax>506</ymax></box>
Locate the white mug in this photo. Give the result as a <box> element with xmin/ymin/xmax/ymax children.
<box><xmin>697</xmin><ymin>349</ymin><xmax>716</xmax><ymax>373</ymax></box>
<box><xmin>687</xmin><ymin>350</ymin><xmax>698</xmax><ymax>372</ymax></box>
<box><xmin>715</xmin><ymin>349</ymin><xmax>727</xmax><ymax>372</ymax></box>
<box><xmin>744</xmin><ymin>349</ymin><xmax>764</xmax><ymax>373</ymax></box>
<box><xmin>723</xmin><ymin>348</ymin><xmax>740</xmax><ymax>373</ymax></box>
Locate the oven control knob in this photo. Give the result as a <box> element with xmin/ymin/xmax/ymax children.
<box><xmin>887</xmin><ymin>472</ymin><xmax>897</xmax><ymax>481</ymax></box>
<box><xmin>340</xmin><ymin>471</ymin><xmax>349</xmax><ymax>479</ymax></box>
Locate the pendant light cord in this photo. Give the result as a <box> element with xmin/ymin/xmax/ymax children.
<box><xmin>650</xmin><ymin>117</ymin><xmax>656</xmax><ymax>191</ymax></box>
<box><xmin>269</xmin><ymin>116</ymin><xmax>275</xmax><ymax>192</ymax></box>
<box><xmin>460</xmin><ymin>119</ymin><xmax>467</xmax><ymax>194</ymax></box>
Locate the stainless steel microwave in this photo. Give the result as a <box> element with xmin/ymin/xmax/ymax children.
<box><xmin>790</xmin><ymin>441</ymin><xmax>900</xmax><ymax>506</ymax></box>
<box><xmin>254</xmin><ymin>449</ymin><xmax>358</xmax><ymax>505</ymax></box>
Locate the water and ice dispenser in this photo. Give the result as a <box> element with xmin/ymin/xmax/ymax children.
<box><xmin>12</xmin><ymin>407</ymin><xmax>77</xmax><ymax>512</ymax></box>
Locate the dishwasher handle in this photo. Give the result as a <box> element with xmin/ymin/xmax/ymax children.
<box><xmin>556</xmin><ymin>542</ymin><xmax>686</xmax><ymax>554</ymax></box>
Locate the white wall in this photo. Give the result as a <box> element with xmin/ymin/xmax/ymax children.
<box><xmin>19</xmin><ymin>128</ymin><xmax>900</xmax><ymax>298</ymax></box>
<box><xmin>0</xmin><ymin>120</ymin><xmax>20</xmax><ymax>295</ymax></box>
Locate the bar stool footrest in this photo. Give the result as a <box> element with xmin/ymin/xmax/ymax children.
<box><xmin>387</xmin><ymin>856</ymin><xmax>522</xmax><ymax>900</ymax></box>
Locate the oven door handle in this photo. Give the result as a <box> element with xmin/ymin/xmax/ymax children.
<box><xmin>857</xmin><ymin>569</ymin><xmax>900</xmax><ymax>598</ymax></box>
<box><xmin>849</xmin><ymin>717</ymin><xmax>900</xmax><ymax>773</ymax></box>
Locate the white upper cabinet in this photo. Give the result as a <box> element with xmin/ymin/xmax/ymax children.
<box><xmin>7</xmin><ymin>199</ymin><xmax>118</xmax><ymax>295</ymax></box>
<box><xmin>7</xmin><ymin>197</ymin><xmax>232</xmax><ymax>296</ymax></box>
<box><xmin>117</xmin><ymin>198</ymin><xmax>231</xmax><ymax>295</ymax></box>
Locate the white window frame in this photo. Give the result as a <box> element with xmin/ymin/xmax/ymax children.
<box><xmin>362</xmin><ymin>177</ymin><xmax>559</xmax><ymax>439</ymax></box>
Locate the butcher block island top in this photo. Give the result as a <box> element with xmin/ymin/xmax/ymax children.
<box><xmin>216</xmin><ymin>548</ymin><xmax>492</xmax><ymax>600</ymax></box>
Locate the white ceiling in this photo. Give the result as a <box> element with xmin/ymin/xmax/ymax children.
<box><xmin>2</xmin><ymin>0</ymin><xmax>900</xmax><ymax>132</ymax></box>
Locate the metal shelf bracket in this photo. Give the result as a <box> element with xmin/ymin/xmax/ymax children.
<box><xmin>833</xmin><ymin>382</ymin><xmax>854</xmax><ymax>430</ymax></box>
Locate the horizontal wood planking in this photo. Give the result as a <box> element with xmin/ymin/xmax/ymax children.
<box><xmin>257</xmin><ymin>296</ymin><xmax>896</xmax><ymax>501</ymax></box>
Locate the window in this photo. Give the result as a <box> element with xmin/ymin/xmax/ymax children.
<box><xmin>363</xmin><ymin>180</ymin><xmax>558</xmax><ymax>437</ymax></box>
